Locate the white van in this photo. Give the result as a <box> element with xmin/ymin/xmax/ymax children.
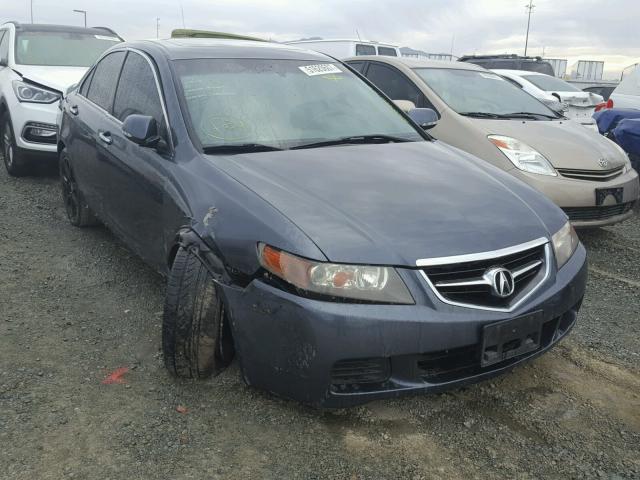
<box><xmin>610</xmin><ymin>64</ymin><xmax>640</xmax><ymax>109</ymax></box>
<box><xmin>285</xmin><ymin>39</ymin><xmax>400</xmax><ymax>59</ymax></box>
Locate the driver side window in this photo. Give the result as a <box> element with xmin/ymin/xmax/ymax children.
<box><xmin>0</xmin><ymin>30</ymin><xmax>10</xmax><ymax>65</ymax></box>
<box><xmin>113</xmin><ymin>51</ymin><xmax>166</xmax><ymax>138</ymax></box>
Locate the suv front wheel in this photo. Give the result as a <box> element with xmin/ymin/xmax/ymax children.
<box><xmin>1</xmin><ymin>112</ymin><xmax>32</xmax><ymax>177</ymax></box>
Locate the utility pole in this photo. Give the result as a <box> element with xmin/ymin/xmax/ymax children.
<box><xmin>30</xmin><ymin>0</ymin><xmax>34</xmax><ymax>23</ymax></box>
<box><xmin>156</xmin><ymin>17</ymin><xmax>160</xmax><ymax>39</ymax></box>
<box><xmin>180</xmin><ymin>2</ymin><xmax>186</xmax><ymax>28</ymax></box>
<box><xmin>524</xmin><ymin>0</ymin><xmax>535</xmax><ymax>56</ymax></box>
<box><xmin>73</xmin><ymin>9</ymin><xmax>87</xmax><ymax>27</ymax></box>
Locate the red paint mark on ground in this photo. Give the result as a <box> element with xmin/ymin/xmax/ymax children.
<box><xmin>102</xmin><ymin>367</ymin><xmax>129</xmax><ymax>384</ymax></box>
<box><xmin>176</xmin><ymin>405</ymin><xmax>189</xmax><ymax>414</ymax></box>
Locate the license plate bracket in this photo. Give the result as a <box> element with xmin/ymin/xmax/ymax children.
<box><xmin>596</xmin><ymin>187</ymin><xmax>623</xmax><ymax>206</ymax></box>
<box><xmin>481</xmin><ymin>311</ymin><xmax>544</xmax><ymax>367</ymax></box>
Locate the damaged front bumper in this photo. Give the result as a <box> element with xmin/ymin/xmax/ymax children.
<box><xmin>220</xmin><ymin>244</ymin><xmax>587</xmax><ymax>407</ymax></box>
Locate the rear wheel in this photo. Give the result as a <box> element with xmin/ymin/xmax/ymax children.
<box><xmin>1</xmin><ymin>113</ymin><xmax>32</xmax><ymax>177</ymax></box>
<box><xmin>163</xmin><ymin>247</ymin><xmax>234</xmax><ymax>379</ymax></box>
<box><xmin>59</xmin><ymin>148</ymin><xmax>99</xmax><ymax>227</ymax></box>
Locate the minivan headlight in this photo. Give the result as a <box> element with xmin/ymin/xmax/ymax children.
<box><xmin>551</xmin><ymin>221</ymin><xmax>579</xmax><ymax>269</ymax></box>
<box><xmin>12</xmin><ymin>80</ymin><xmax>61</xmax><ymax>104</ymax></box>
<box><xmin>488</xmin><ymin>135</ymin><xmax>557</xmax><ymax>176</ymax></box>
<box><xmin>258</xmin><ymin>243</ymin><xmax>414</xmax><ymax>304</ymax></box>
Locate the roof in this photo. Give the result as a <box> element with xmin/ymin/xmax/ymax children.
<box><xmin>493</xmin><ymin>69</ymin><xmax>547</xmax><ymax>77</ymax></box>
<box><xmin>124</xmin><ymin>38</ymin><xmax>332</xmax><ymax>61</ymax></box>
<box><xmin>286</xmin><ymin>38</ymin><xmax>399</xmax><ymax>48</ymax></box>
<box><xmin>458</xmin><ymin>54</ymin><xmax>545</xmax><ymax>61</ymax></box>
<box><xmin>2</xmin><ymin>22</ymin><xmax>121</xmax><ymax>38</ymax></box>
<box><xmin>344</xmin><ymin>55</ymin><xmax>487</xmax><ymax>71</ymax></box>
<box><xmin>171</xmin><ymin>29</ymin><xmax>267</xmax><ymax>42</ymax></box>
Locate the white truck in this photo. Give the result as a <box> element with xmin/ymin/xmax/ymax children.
<box><xmin>285</xmin><ymin>39</ymin><xmax>400</xmax><ymax>59</ymax></box>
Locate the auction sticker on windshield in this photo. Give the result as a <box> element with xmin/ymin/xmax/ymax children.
<box><xmin>299</xmin><ymin>64</ymin><xmax>343</xmax><ymax>76</ymax></box>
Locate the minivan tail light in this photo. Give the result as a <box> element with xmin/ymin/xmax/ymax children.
<box><xmin>594</xmin><ymin>98</ymin><xmax>614</xmax><ymax>112</ymax></box>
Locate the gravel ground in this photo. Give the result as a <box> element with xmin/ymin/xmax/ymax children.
<box><xmin>0</xmin><ymin>163</ymin><xmax>638</xmax><ymax>480</ymax></box>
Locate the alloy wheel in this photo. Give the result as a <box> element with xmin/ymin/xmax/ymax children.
<box><xmin>60</xmin><ymin>159</ymin><xmax>79</xmax><ymax>222</ymax></box>
<box><xmin>2</xmin><ymin>126</ymin><xmax>14</xmax><ymax>169</ymax></box>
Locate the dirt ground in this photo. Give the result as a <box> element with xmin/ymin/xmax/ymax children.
<box><xmin>0</xmin><ymin>163</ymin><xmax>638</xmax><ymax>480</ymax></box>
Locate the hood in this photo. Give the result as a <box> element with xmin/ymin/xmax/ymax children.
<box><xmin>207</xmin><ymin>142</ymin><xmax>560</xmax><ymax>266</ymax></box>
<box><xmin>553</xmin><ymin>91</ymin><xmax>603</xmax><ymax>106</ymax></box>
<box><xmin>13</xmin><ymin>65</ymin><xmax>88</xmax><ymax>93</ymax></box>
<box><xmin>471</xmin><ymin>118</ymin><xmax>628</xmax><ymax>170</ymax></box>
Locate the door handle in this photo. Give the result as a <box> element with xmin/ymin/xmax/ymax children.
<box><xmin>98</xmin><ymin>131</ymin><xmax>112</xmax><ymax>145</ymax></box>
<box><xmin>69</xmin><ymin>105</ymin><xmax>79</xmax><ymax>116</ymax></box>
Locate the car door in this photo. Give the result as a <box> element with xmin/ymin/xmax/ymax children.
<box><xmin>98</xmin><ymin>50</ymin><xmax>172</xmax><ymax>269</ymax></box>
<box><xmin>67</xmin><ymin>50</ymin><xmax>126</xmax><ymax>216</ymax></box>
<box><xmin>364</xmin><ymin>62</ymin><xmax>436</xmax><ymax>112</ymax></box>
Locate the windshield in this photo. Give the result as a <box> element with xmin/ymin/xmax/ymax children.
<box><xmin>522</xmin><ymin>74</ymin><xmax>580</xmax><ymax>92</ymax></box>
<box><xmin>174</xmin><ymin>58</ymin><xmax>423</xmax><ymax>150</ymax></box>
<box><xmin>414</xmin><ymin>68</ymin><xmax>556</xmax><ymax>118</ymax></box>
<box><xmin>15</xmin><ymin>30</ymin><xmax>121</xmax><ymax>67</ymax></box>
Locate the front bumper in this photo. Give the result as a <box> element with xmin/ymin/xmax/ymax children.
<box><xmin>221</xmin><ymin>243</ymin><xmax>588</xmax><ymax>407</ymax></box>
<box><xmin>512</xmin><ymin>167</ymin><xmax>639</xmax><ymax>227</ymax></box>
<box><xmin>12</xmin><ymin>101</ymin><xmax>59</xmax><ymax>154</ymax></box>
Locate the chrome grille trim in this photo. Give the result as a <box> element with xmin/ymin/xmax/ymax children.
<box><xmin>417</xmin><ymin>240</ymin><xmax>552</xmax><ymax>312</ymax></box>
<box><xmin>557</xmin><ymin>166</ymin><xmax>624</xmax><ymax>182</ymax></box>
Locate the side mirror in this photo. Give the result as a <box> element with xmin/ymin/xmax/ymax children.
<box><xmin>122</xmin><ymin>114</ymin><xmax>160</xmax><ymax>147</ymax></box>
<box><xmin>408</xmin><ymin>107</ymin><xmax>438</xmax><ymax>130</ymax></box>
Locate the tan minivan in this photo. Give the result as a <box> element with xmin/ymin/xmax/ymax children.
<box><xmin>345</xmin><ymin>56</ymin><xmax>639</xmax><ymax>227</ymax></box>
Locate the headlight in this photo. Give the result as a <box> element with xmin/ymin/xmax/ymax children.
<box><xmin>551</xmin><ymin>221</ymin><xmax>579</xmax><ymax>269</ymax></box>
<box><xmin>258</xmin><ymin>244</ymin><xmax>414</xmax><ymax>304</ymax></box>
<box><xmin>488</xmin><ymin>135</ymin><xmax>557</xmax><ymax>176</ymax></box>
<box><xmin>12</xmin><ymin>80</ymin><xmax>61</xmax><ymax>104</ymax></box>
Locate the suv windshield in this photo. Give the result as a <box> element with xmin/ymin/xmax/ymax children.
<box><xmin>173</xmin><ymin>58</ymin><xmax>423</xmax><ymax>150</ymax></box>
<box><xmin>414</xmin><ymin>68</ymin><xmax>557</xmax><ymax>118</ymax></box>
<box><xmin>522</xmin><ymin>74</ymin><xmax>581</xmax><ymax>92</ymax></box>
<box><xmin>15</xmin><ymin>30</ymin><xmax>121</xmax><ymax>67</ymax></box>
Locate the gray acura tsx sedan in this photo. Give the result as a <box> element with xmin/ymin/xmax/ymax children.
<box><xmin>57</xmin><ymin>37</ymin><xmax>587</xmax><ymax>407</ymax></box>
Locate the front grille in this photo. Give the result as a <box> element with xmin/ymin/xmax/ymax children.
<box><xmin>330</xmin><ymin>358</ymin><xmax>390</xmax><ymax>386</ymax></box>
<box><xmin>421</xmin><ymin>243</ymin><xmax>547</xmax><ymax>309</ymax></box>
<box><xmin>563</xmin><ymin>202</ymin><xmax>635</xmax><ymax>221</ymax></box>
<box><xmin>557</xmin><ymin>166</ymin><xmax>624</xmax><ymax>182</ymax></box>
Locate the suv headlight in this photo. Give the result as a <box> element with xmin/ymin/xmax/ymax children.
<box><xmin>488</xmin><ymin>135</ymin><xmax>557</xmax><ymax>176</ymax></box>
<box><xmin>258</xmin><ymin>244</ymin><xmax>414</xmax><ymax>304</ymax></box>
<box><xmin>12</xmin><ymin>80</ymin><xmax>61</xmax><ymax>104</ymax></box>
<box><xmin>551</xmin><ymin>221</ymin><xmax>579</xmax><ymax>269</ymax></box>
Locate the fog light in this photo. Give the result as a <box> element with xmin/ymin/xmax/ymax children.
<box><xmin>22</xmin><ymin>122</ymin><xmax>57</xmax><ymax>144</ymax></box>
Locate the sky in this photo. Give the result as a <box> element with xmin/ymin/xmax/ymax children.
<box><xmin>2</xmin><ymin>0</ymin><xmax>638</xmax><ymax>79</ymax></box>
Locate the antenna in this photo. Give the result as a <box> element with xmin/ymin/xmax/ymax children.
<box><xmin>355</xmin><ymin>29</ymin><xmax>361</xmax><ymax>41</ymax></box>
<box><xmin>524</xmin><ymin>0</ymin><xmax>535</xmax><ymax>56</ymax></box>
<box><xmin>180</xmin><ymin>1</ymin><xmax>185</xmax><ymax>28</ymax></box>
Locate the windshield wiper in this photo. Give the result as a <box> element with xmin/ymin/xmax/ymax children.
<box><xmin>502</xmin><ymin>112</ymin><xmax>558</xmax><ymax>120</ymax></box>
<box><xmin>202</xmin><ymin>143</ymin><xmax>283</xmax><ymax>154</ymax></box>
<box><xmin>291</xmin><ymin>134</ymin><xmax>413</xmax><ymax>150</ymax></box>
<box><xmin>459</xmin><ymin>111</ymin><xmax>555</xmax><ymax>120</ymax></box>
<box><xmin>459</xmin><ymin>112</ymin><xmax>504</xmax><ymax>119</ymax></box>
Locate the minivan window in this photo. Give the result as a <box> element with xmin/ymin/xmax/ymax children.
<box><xmin>356</xmin><ymin>44</ymin><xmax>376</xmax><ymax>56</ymax></box>
<box><xmin>86</xmin><ymin>51</ymin><xmax>126</xmax><ymax>113</ymax></box>
<box><xmin>377</xmin><ymin>47</ymin><xmax>397</xmax><ymax>57</ymax></box>
<box><xmin>14</xmin><ymin>30</ymin><xmax>120</xmax><ymax>67</ymax></box>
<box><xmin>366</xmin><ymin>63</ymin><xmax>429</xmax><ymax>109</ymax></box>
<box><xmin>414</xmin><ymin>68</ymin><xmax>556</xmax><ymax>118</ymax></box>
<box><xmin>521</xmin><ymin>74</ymin><xmax>581</xmax><ymax>92</ymax></box>
<box><xmin>113</xmin><ymin>52</ymin><xmax>165</xmax><ymax>134</ymax></box>
<box><xmin>174</xmin><ymin>58</ymin><xmax>423</xmax><ymax>150</ymax></box>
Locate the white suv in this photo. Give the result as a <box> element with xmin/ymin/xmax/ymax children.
<box><xmin>0</xmin><ymin>22</ymin><xmax>121</xmax><ymax>176</ymax></box>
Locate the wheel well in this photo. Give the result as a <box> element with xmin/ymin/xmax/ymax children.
<box><xmin>167</xmin><ymin>243</ymin><xmax>181</xmax><ymax>269</ymax></box>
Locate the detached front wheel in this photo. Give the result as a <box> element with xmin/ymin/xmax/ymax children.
<box><xmin>163</xmin><ymin>247</ymin><xmax>234</xmax><ymax>379</ymax></box>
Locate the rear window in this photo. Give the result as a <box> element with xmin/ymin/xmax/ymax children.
<box><xmin>522</xmin><ymin>74</ymin><xmax>580</xmax><ymax>92</ymax></box>
<box><xmin>15</xmin><ymin>30</ymin><xmax>121</xmax><ymax>67</ymax></box>
<box><xmin>377</xmin><ymin>47</ymin><xmax>397</xmax><ymax>57</ymax></box>
<box><xmin>356</xmin><ymin>44</ymin><xmax>376</xmax><ymax>56</ymax></box>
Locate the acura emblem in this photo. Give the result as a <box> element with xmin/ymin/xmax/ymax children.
<box><xmin>485</xmin><ymin>267</ymin><xmax>515</xmax><ymax>298</ymax></box>
<box><xmin>598</xmin><ymin>158</ymin><xmax>609</xmax><ymax>168</ymax></box>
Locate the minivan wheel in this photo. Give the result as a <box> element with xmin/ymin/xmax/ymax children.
<box><xmin>163</xmin><ymin>247</ymin><xmax>234</xmax><ymax>379</ymax></box>
<box><xmin>1</xmin><ymin>113</ymin><xmax>32</xmax><ymax>177</ymax></box>
<box><xmin>59</xmin><ymin>149</ymin><xmax>99</xmax><ymax>227</ymax></box>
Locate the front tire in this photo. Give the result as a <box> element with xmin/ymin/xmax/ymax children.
<box><xmin>163</xmin><ymin>247</ymin><xmax>234</xmax><ymax>379</ymax></box>
<box><xmin>59</xmin><ymin>148</ymin><xmax>99</xmax><ymax>227</ymax></box>
<box><xmin>1</xmin><ymin>112</ymin><xmax>32</xmax><ymax>177</ymax></box>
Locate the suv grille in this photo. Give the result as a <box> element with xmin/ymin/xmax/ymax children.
<box><xmin>420</xmin><ymin>242</ymin><xmax>548</xmax><ymax>310</ymax></box>
<box><xmin>556</xmin><ymin>167</ymin><xmax>624</xmax><ymax>182</ymax></box>
<box><xmin>563</xmin><ymin>202</ymin><xmax>635</xmax><ymax>221</ymax></box>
